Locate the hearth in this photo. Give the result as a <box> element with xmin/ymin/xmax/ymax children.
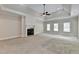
<box><xmin>27</xmin><ymin>28</ymin><xmax>34</xmax><ymax>36</ymax></box>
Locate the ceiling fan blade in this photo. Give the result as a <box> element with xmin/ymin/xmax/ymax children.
<box><xmin>46</xmin><ymin>13</ymin><xmax>51</xmax><ymax>15</ymax></box>
<box><xmin>43</xmin><ymin>12</ymin><xmax>45</xmax><ymax>15</ymax></box>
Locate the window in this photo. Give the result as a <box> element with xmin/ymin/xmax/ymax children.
<box><xmin>63</xmin><ymin>22</ymin><xmax>70</xmax><ymax>32</ymax></box>
<box><xmin>54</xmin><ymin>23</ymin><xmax>58</xmax><ymax>31</ymax></box>
<box><xmin>47</xmin><ymin>24</ymin><xmax>50</xmax><ymax>31</ymax></box>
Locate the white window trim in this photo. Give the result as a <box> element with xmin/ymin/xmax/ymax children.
<box><xmin>54</xmin><ymin>23</ymin><xmax>58</xmax><ymax>32</ymax></box>
<box><xmin>47</xmin><ymin>24</ymin><xmax>50</xmax><ymax>31</ymax></box>
<box><xmin>63</xmin><ymin>22</ymin><xmax>70</xmax><ymax>32</ymax></box>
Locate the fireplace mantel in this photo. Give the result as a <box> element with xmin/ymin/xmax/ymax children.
<box><xmin>26</xmin><ymin>25</ymin><xmax>35</xmax><ymax>29</ymax></box>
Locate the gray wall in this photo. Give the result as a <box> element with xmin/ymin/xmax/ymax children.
<box><xmin>43</xmin><ymin>17</ymin><xmax>78</xmax><ymax>37</ymax></box>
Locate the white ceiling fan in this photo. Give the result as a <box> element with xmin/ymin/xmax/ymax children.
<box><xmin>41</xmin><ymin>4</ymin><xmax>51</xmax><ymax>16</ymax></box>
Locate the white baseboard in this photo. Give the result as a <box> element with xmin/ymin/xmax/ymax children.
<box><xmin>0</xmin><ymin>35</ymin><xmax>21</xmax><ymax>40</ymax></box>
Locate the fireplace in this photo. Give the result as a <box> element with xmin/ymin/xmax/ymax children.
<box><xmin>27</xmin><ymin>28</ymin><xmax>34</xmax><ymax>36</ymax></box>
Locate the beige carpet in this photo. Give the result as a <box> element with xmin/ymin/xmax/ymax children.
<box><xmin>0</xmin><ymin>35</ymin><xmax>79</xmax><ymax>54</ymax></box>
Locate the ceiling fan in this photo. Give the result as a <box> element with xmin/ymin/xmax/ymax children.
<box><xmin>41</xmin><ymin>4</ymin><xmax>51</xmax><ymax>16</ymax></box>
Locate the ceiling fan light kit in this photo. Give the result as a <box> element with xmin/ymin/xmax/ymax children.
<box><xmin>42</xmin><ymin>4</ymin><xmax>51</xmax><ymax>16</ymax></box>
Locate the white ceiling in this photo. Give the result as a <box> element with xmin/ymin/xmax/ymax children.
<box><xmin>2</xmin><ymin>4</ymin><xmax>79</xmax><ymax>21</ymax></box>
<box><xmin>28</xmin><ymin>4</ymin><xmax>63</xmax><ymax>13</ymax></box>
<box><xmin>71</xmin><ymin>4</ymin><xmax>79</xmax><ymax>16</ymax></box>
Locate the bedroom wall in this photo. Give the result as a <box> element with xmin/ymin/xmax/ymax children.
<box><xmin>78</xmin><ymin>16</ymin><xmax>79</xmax><ymax>39</ymax></box>
<box><xmin>43</xmin><ymin>16</ymin><xmax>78</xmax><ymax>37</ymax></box>
<box><xmin>0</xmin><ymin>11</ymin><xmax>21</xmax><ymax>40</ymax></box>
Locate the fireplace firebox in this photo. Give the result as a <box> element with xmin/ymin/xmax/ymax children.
<box><xmin>27</xmin><ymin>28</ymin><xmax>34</xmax><ymax>36</ymax></box>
